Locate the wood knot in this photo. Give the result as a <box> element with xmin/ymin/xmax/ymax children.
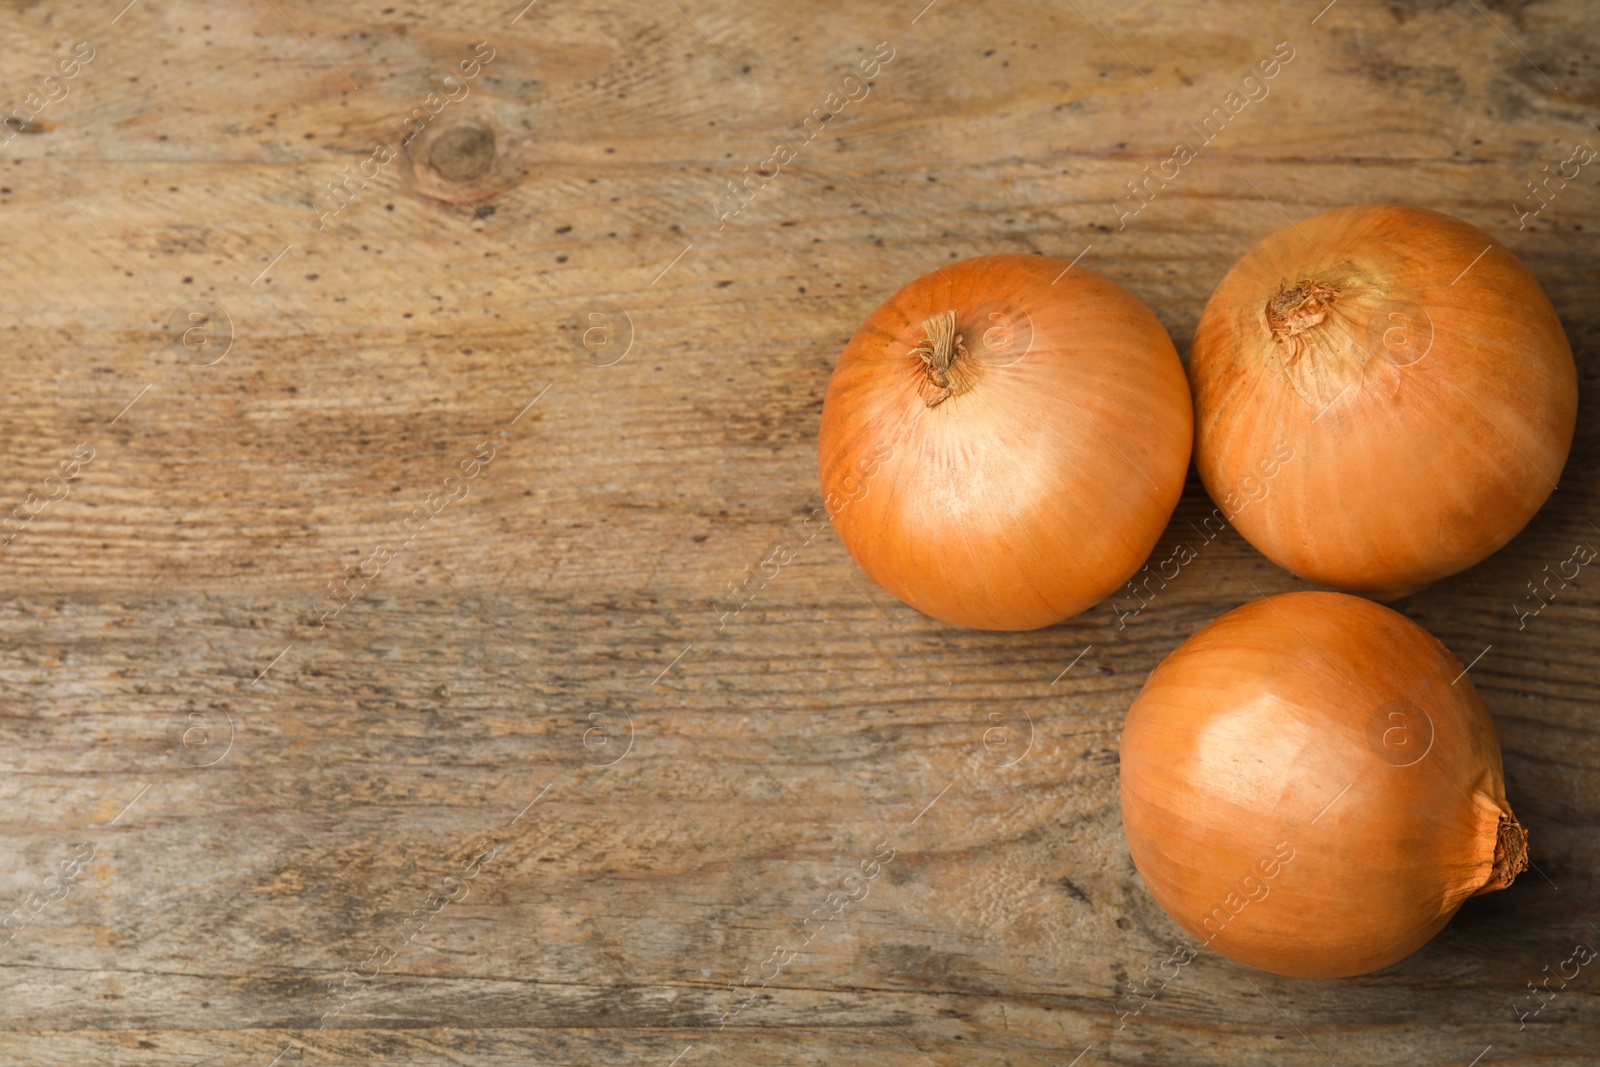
<box><xmin>406</xmin><ymin>121</ymin><xmax>518</xmax><ymax>207</ymax></box>
<box><xmin>428</xmin><ymin>125</ymin><xmax>495</xmax><ymax>181</ymax></box>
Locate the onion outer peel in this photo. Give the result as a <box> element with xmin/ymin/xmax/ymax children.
<box><xmin>1189</xmin><ymin>203</ymin><xmax>1577</xmax><ymax>597</ymax></box>
<box><xmin>818</xmin><ymin>253</ymin><xmax>1192</xmax><ymax>630</ymax></box>
<box><xmin>1119</xmin><ymin>591</ymin><xmax>1527</xmax><ymax>978</ymax></box>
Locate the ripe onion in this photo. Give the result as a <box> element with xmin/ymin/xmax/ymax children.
<box><xmin>817</xmin><ymin>254</ymin><xmax>1191</xmax><ymax>630</ymax></box>
<box><xmin>1190</xmin><ymin>204</ymin><xmax>1577</xmax><ymax>597</ymax></box>
<box><xmin>1119</xmin><ymin>591</ymin><xmax>1527</xmax><ymax>978</ymax></box>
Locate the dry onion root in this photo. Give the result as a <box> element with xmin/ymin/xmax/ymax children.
<box><xmin>1189</xmin><ymin>204</ymin><xmax>1577</xmax><ymax>598</ymax></box>
<box><xmin>817</xmin><ymin>254</ymin><xmax>1192</xmax><ymax>630</ymax></box>
<box><xmin>1119</xmin><ymin>591</ymin><xmax>1526</xmax><ymax>978</ymax></box>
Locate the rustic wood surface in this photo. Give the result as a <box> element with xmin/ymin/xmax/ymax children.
<box><xmin>2</xmin><ymin>0</ymin><xmax>1598</xmax><ymax>1063</ymax></box>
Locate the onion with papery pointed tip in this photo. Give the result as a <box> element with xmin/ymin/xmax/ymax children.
<box><xmin>1119</xmin><ymin>591</ymin><xmax>1527</xmax><ymax>978</ymax></box>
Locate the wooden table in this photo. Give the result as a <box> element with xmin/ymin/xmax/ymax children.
<box><xmin>2</xmin><ymin>0</ymin><xmax>1596</xmax><ymax>1063</ymax></box>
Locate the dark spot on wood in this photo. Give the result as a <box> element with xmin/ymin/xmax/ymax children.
<box><xmin>1059</xmin><ymin>876</ymin><xmax>1093</xmax><ymax>906</ymax></box>
<box><xmin>3</xmin><ymin>118</ymin><xmax>43</xmax><ymax>135</ymax></box>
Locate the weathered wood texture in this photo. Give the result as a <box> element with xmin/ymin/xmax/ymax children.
<box><xmin>1</xmin><ymin>0</ymin><xmax>1598</xmax><ymax>1063</ymax></box>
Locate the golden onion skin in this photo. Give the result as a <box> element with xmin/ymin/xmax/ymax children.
<box><xmin>1119</xmin><ymin>592</ymin><xmax>1525</xmax><ymax>978</ymax></box>
<box><xmin>818</xmin><ymin>254</ymin><xmax>1191</xmax><ymax>631</ymax></box>
<box><xmin>1190</xmin><ymin>204</ymin><xmax>1577</xmax><ymax>597</ymax></box>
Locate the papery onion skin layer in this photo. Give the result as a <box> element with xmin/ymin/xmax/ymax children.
<box><xmin>817</xmin><ymin>254</ymin><xmax>1191</xmax><ymax>631</ymax></box>
<box><xmin>1190</xmin><ymin>204</ymin><xmax>1577</xmax><ymax>597</ymax></box>
<box><xmin>1120</xmin><ymin>591</ymin><xmax>1526</xmax><ymax>978</ymax></box>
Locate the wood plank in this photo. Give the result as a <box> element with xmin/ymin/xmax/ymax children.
<box><xmin>2</xmin><ymin>0</ymin><xmax>1598</xmax><ymax>1063</ymax></box>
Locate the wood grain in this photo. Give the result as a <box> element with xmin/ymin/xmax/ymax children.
<box><xmin>1</xmin><ymin>0</ymin><xmax>1598</xmax><ymax>1063</ymax></box>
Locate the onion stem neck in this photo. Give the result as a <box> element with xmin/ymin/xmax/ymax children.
<box><xmin>1266</xmin><ymin>280</ymin><xmax>1341</xmax><ymax>340</ymax></box>
<box><xmin>913</xmin><ymin>310</ymin><xmax>969</xmax><ymax>407</ymax></box>
<box><xmin>1484</xmin><ymin>812</ymin><xmax>1529</xmax><ymax>893</ymax></box>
